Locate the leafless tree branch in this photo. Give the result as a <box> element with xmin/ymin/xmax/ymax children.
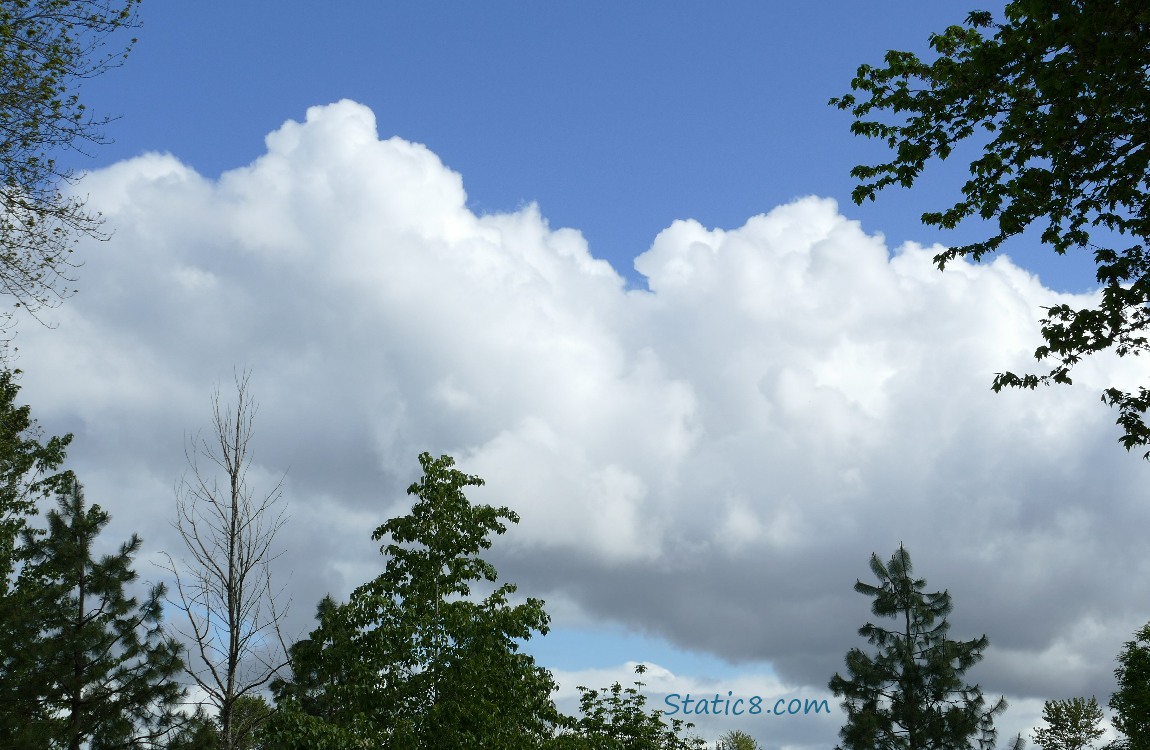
<box><xmin>160</xmin><ymin>370</ymin><xmax>290</xmax><ymax>750</ymax></box>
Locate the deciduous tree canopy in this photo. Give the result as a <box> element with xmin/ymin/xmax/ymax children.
<box><xmin>832</xmin><ymin>1</ymin><xmax>1150</xmax><ymax>453</ymax></box>
<box><xmin>1031</xmin><ymin>696</ymin><xmax>1105</xmax><ymax>750</ymax></box>
<box><xmin>0</xmin><ymin>0</ymin><xmax>141</xmax><ymax>328</ymax></box>
<box><xmin>1110</xmin><ymin>621</ymin><xmax>1150</xmax><ymax>749</ymax></box>
<box><xmin>268</xmin><ymin>453</ymin><xmax>561</xmax><ymax>749</ymax></box>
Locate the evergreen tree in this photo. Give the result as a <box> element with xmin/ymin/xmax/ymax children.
<box><xmin>828</xmin><ymin>545</ymin><xmax>1016</xmax><ymax>750</ymax></box>
<box><xmin>0</xmin><ymin>368</ymin><xmax>71</xmax><ymax>586</ymax></box>
<box><xmin>18</xmin><ymin>477</ymin><xmax>185</xmax><ymax>749</ymax></box>
<box><xmin>0</xmin><ymin>368</ymin><xmax>73</xmax><ymax>745</ymax></box>
<box><xmin>1110</xmin><ymin>622</ymin><xmax>1150</xmax><ymax>750</ymax></box>
<box><xmin>267</xmin><ymin>452</ymin><xmax>561</xmax><ymax>749</ymax></box>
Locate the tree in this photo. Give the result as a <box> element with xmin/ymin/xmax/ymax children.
<box><xmin>0</xmin><ymin>368</ymin><xmax>73</xmax><ymax>744</ymax></box>
<box><xmin>17</xmin><ymin>476</ymin><xmax>185</xmax><ymax>749</ymax></box>
<box><xmin>163</xmin><ymin>373</ymin><xmax>289</xmax><ymax>750</ymax></box>
<box><xmin>164</xmin><ymin>708</ymin><xmax>220</xmax><ymax>750</ymax></box>
<box><xmin>831</xmin><ymin>2</ymin><xmax>1150</xmax><ymax>454</ymax></box>
<box><xmin>162</xmin><ymin>696</ymin><xmax>271</xmax><ymax>750</ymax></box>
<box><xmin>1110</xmin><ymin>622</ymin><xmax>1150</xmax><ymax>750</ymax></box>
<box><xmin>1031</xmin><ymin>697</ymin><xmax>1105</xmax><ymax>750</ymax></box>
<box><xmin>828</xmin><ymin>545</ymin><xmax>1018</xmax><ymax>750</ymax></box>
<box><xmin>0</xmin><ymin>0</ymin><xmax>142</xmax><ymax>329</ymax></box>
<box><xmin>550</xmin><ymin>664</ymin><xmax>705</xmax><ymax>750</ymax></box>
<box><xmin>715</xmin><ymin>730</ymin><xmax>763</xmax><ymax>750</ymax></box>
<box><xmin>267</xmin><ymin>452</ymin><xmax>562</xmax><ymax>749</ymax></box>
<box><xmin>0</xmin><ymin>368</ymin><xmax>71</xmax><ymax>587</ymax></box>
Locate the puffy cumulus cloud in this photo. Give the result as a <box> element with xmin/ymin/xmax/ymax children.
<box><xmin>13</xmin><ymin>100</ymin><xmax>1149</xmax><ymax>741</ymax></box>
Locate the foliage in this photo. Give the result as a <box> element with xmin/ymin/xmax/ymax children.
<box><xmin>0</xmin><ymin>368</ymin><xmax>70</xmax><ymax>586</ymax></box>
<box><xmin>0</xmin><ymin>0</ymin><xmax>141</xmax><ymax>327</ymax></box>
<box><xmin>831</xmin><ymin>2</ymin><xmax>1150</xmax><ymax>454</ymax></box>
<box><xmin>14</xmin><ymin>476</ymin><xmax>185</xmax><ymax>749</ymax></box>
<box><xmin>0</xmin><ymin>367</ymin><xmax>72</xmax><ymax>744</ymax></box>
<box><xmin>1110</xmin><ymin>622</ymin><xmax>1150</xmax><ymax>750</ymax></box>
<box><xmin>1031</xmin><ymin>697</ymin><xmax>1105</xmax><ymax>750</ymax></box>
<box><xmin>828</xmin><ymin>545</ymin><xmax>1017</xmax><ymax>750</ymax></box>
<box><xmin>715</xmin><ymin>729</ymin><xmax>764</xmax><ymax>750</ymax></box>
<box><xmin>165</xmin><ymin>708</ymin><xmax>221</xmax><ymax>750</ymax></box>
<box><xmin>267</xmin><ymin>452</ymin><xmax>562</xmax><ymax>749</ymax></box>
<box><xmin>550</xmin><ymin>664</ymin><xmax>705</xmax><ymax>750</ymax></box>
<box><xmin>227</xmin><ymin>695</ymin><xmax>272</xmax><ymax>750</ymax></box>
<box><xmin>165</xmin><ymin>697</ymin><xmax>272</xmax><ymax>750</ymax></box>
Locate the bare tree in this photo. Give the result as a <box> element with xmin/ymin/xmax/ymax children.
<box><xmin>163</xmin><ymin>371</ymin><xmax>289</xmax><ymax>750</ymax></box>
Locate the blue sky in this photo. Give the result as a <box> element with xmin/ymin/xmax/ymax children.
<box><xmin>84</xmin><ymin>1</ymin><xmax>1099</xmax><ymax>292</ymax></box>
<box><xmin>22</xmin><ymin>3</ymin><xmax>1145</xmax><ymax>748</ymax></box>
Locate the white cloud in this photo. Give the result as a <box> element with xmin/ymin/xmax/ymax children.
<box><xmin>13</xmin><ymin>100</ymin><xmax>1148</xmax><ymax>747</ymax></box>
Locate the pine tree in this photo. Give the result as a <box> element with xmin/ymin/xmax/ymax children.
<box><xmin>18</xmin><ymin>477</ymin><xmax>185</xmax><ymax>749</ymax></box>
<box><xmin>0</xmin><ymin>368</ymin><xmax>73</xmax><ymax>745</ymax></box>
<box><xmin>0</xmin><ymin>368</ymin><xmax>71</xmax><ymax>586</ymax></box>
<box><xmin>828</xmin><ymin>545</ymin><xmax>1016</xmax><ymax>750</ymax></box>
<box><xmin>267</xmin><ymin>452</ymin><xmax>561</xmax><ymax>749</ymax></box>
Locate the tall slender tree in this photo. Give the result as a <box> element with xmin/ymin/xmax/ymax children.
<box><xmin>163</xmin><ymin>372</ymin><xmax>289</xmax><ymax>750</ymax></box>
<box><xmin>829</xmin><ymin>545</ymin><xmax>1017</xmax><ymax>750</ymax></box>
<box><xmin>18</xmin><ymin>476</ymin><xmax>185</xmax><ymax>749</ymax></box>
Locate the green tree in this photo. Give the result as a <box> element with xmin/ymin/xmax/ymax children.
<box><xmin>0</xmin><ymin>368</ymin><xmax>73</xmax><ymax>744</ymax></box>
<box><xmin>165</xmin><ymin>708</ymin><xmax>220</xmax><ymax>750</ymax></box>
<box><xmin>1032</xmin><ymin>697</ymin><xmax>1105</xmax><ymax>750</ymax></box>
<box><xmin>17</xmin><ymin>476</ymin><xmax>185</xmax><ymax>749</ymax></box>
<box><xmin>164</xmin><ymin>696</ymin><xmax>272</xmax><ymax>750</ymax></box>
<box><xmin>831</xmin><ymin>2</ymin><xmax>1150</xmax><ymax>454</ymax></box>
<box><xmin>550</xmin><ymin>664</ymin><xmax>705</xmax><ymax>750</ymax></box>
<box><xmin>0</xmin><ymin>368</ymin><xmax>71</xmax><ymax>587</ymax></box>
<box><xmin>715</xmin><ymin>729</ymin><xmax>763</xmax><ymax>750</ymax></box>
<box><xmin>228</xmin><ymin>695</ymin><xmax>271</xmax><ymax>750</ymax></box>
<box><xmin>0</xmin><ymin>0</ymin><xmax>142</xmax><ymax>327</ymax></box>
<box><xmin>267</xmin><ymin>452</ymin><xmax>561</xmax><ymax>749</ymax></box>
<box><xmin>1110</xmin><ymin>622</ymin><xmax>1150</xmax><ymax>750</ymax></box>
<box><xmin>828</xmin><ymin>545</ymin><xmax>1017</xmax><ymax>750</ymax></box>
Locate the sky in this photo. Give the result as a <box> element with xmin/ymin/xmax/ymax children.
<box><xmin>8</xmin><ymin>2</ymin><xmax>1147</xmax><ymax>748</ymax></box>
